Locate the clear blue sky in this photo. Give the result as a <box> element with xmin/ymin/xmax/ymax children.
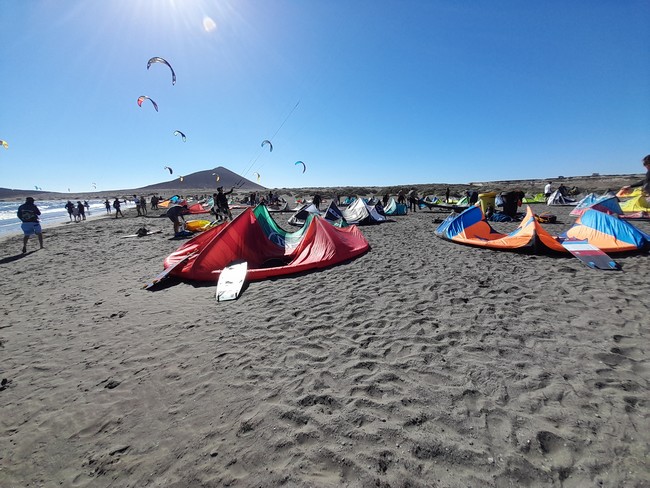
<box><xmin>1</xmin><ymin>0</ymin><xmax>648</xmax><ymax>192</ymax></box>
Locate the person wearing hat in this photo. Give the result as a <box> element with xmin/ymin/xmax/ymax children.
<box><xmin>17</xmin><ymin>197</ymin><xmax>43</xmax><ymax>253</ymax></box>
<box><xmin>214</xmin><ymin>186</ymin><xmax>234</xmax><ymax>221</ymax></box>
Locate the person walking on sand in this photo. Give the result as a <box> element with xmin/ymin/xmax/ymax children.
<box><xmin>113</xmin><ymin>198</ymin><xmax>124</xmax><ymax>218</ymax></box>
<box><xmin>621</xmin><ymin>155</ymin><xmax>650</xmax><ymax>199</ymax></box>
<box><xmin>104</xmin><ymin>199</ymin><xmax>111</xmax><ymax>214</ymax></box>
<box><xmin>397</xmin><ymin>189</ymin><xmax>406</xmax><ymax>205</ymax></box>
<box><xmin>65</xmin><ymin>200</ymin><xmax>75</xmax><ymax>221</ymax></box>
<box><xmin>77</xmin><ymin>201</ymin><xmax>86</xmax><ymax>221</ymax></box>
<box><xmin>17</xmin><ymin>197</ymin><xmax>43</xmax><ymax>253</ymax></box>
<box><xmin>72</xmin><ymin>204</ymin><xmax>80</xmax><ymax>222</ymax></box>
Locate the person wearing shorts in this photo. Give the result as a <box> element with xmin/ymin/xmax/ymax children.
<box><xmin>166</xmin><ymin>203</ymin><xmax>190</xmax><ymax>235</ymax></box>
<box><xmin>17</xmin><ymin>197</ymin><xmax>43</xmax><ymax>253</ymax></box>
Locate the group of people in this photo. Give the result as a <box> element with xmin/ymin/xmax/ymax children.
<box><xmin>394</xmin><ymin>189</ymin><xmax>421</xmax><ymax>211</ymax></box>
<box><xmin>164</xmin><ymin>186</ymin><xmax>235</xmax><ymax>237</ymax></box>
<box><xmin>543</xmin><ymin>182</ymin><xmax>569</xmax><ymax>198</ymax></box>
<box><xmin>104</xmin><ymin>198</ymin><xmax>125</xmax><ymax>218</ymax></box>
<box><xmin>133</xmin><ymin>195</ymin><xmax>148</xmax><ymax>216</ymax></box>
<box><xmin>13</xmin><ymin>155</ymin><xmax>650</xmax><ymax>253</ymax></box>
<box><xmin>64</xmin><ymin>200</ymin><xmax>90</xmax><ymax>222</ymax></box>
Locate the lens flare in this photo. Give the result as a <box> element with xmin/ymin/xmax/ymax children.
<box><xmin>202</xmin><ymin>16</ymin><xmax>216</xmax><ymax>32</ymax></box>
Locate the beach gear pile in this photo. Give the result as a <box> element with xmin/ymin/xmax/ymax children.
<box><xmin>163</xmin><ymin>204</ymin><xmax>369</xmax><ymax>282</ymax></box>
<box><xmin>435</xmin><ymin>205</ymin><xmax>650</xmax><ymax>254</ymax></box>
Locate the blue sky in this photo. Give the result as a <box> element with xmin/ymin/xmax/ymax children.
<box><xmin>1</xmin><ymin>0</ymin><xmax>648</xmax><ymax>193</ymax></box>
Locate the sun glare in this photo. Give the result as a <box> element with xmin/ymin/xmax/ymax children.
<box><xmin>203</xmin><ymin>16</ymin><xmax>217</xmax><ymax>32</ymax></box>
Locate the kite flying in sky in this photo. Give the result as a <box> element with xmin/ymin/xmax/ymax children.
<box><xmin>173</xmin><ymin>130</ymin><xmax>186</xmax><ymax>142</ymax></box>
<box><xmin>147</xmin><ymin>57</ymin><xmax>176</xmax><ymax>85</ymax></box>
<box><xmin>164</xmin><ymin>166</ymin><xmax>173</xmax><ymax>174</ymax></box>
<box><xmin>261</xmin><ymin>140</ymin><xmax>273</xmax><ymax>152</ymax></box>
<box><xmin>137</xmin><ymin>96</ymin><xmax>159</xmax><ymax>112</ymax></box>
<box><xmin>295</xmin><ymin>161</ymin><xmax>306</xmax><ymax>173</ymax></box>
<box><xmin>254</xmin><ymin>172</ymin><xmax>261</xmax><ymax>182</ymax></box>
<box><xmin>0</xmin><ymin>140</ymin><xmax>8</xmax><ymax>150</ymax></box>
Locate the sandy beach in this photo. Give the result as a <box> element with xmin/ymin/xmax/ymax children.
<box><xmin>0</xmin><ymin>202</ymin><xmax>648</xmax><ymax>487</ymax></box>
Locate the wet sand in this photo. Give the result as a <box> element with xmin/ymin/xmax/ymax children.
<box><xmin>0</xmin><ymin>203</ymin><xmax>648</xmax><ymax>487</ymax></box>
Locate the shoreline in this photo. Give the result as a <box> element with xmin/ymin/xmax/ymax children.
<box><xmin>0</xmin><ymin>203</ymin><xmax>139</xmax><ymax>244</ymax></box>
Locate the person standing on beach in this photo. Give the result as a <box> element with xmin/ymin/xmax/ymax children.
<box><xmin>397</xmin><ymin>189</ymin><xmax>406</xmax><ymax>205</ymax></box>
<box><xmin>445</xmin><ymin>187</ymin><xmax>450</xmax><ymax>203</ymax></box>
<box><xmin>65</xmin><ymin>200</ymin><xmax>75</xmax><ymax>221</ymax></box>
<box><xmin>139</xmin><ymin>195</ymin><xmax>147</xmax><ymax>216</ymax></box>
<box><xmin>113</xmin><ymin>198</ymin><xmax>124</xmax><ymax>218</ymax></box>
<box><xmin>133</xmin><ymin>195</ymin><xmax>141</xmax><ymax>216</ymax></box>
<box><xmin>621</xmin><ymin>155</ymin><xmax>650</xmax><ymax>198</ymax></box>
<box><xmin>313</xmin><ymin>194</ymin><xmax>322</xmax><ymax>211</ymax></box>
<box><xmin>104</xmin><ymin>199</ymin><xmax>111</xmax><ymax>214</ymax></box>
<box><xmin>17</xmin><ymin>197</ymin><xmax>43</xmax><ymax>254</ymax></box>
<box><xmin>544</xmin><ymin>181</ymin><xmax>553</xmax><ymax>198</ymax></box>
<box><xmin>407</xmin><ymin>189</ymin><xmax>418</xmax><ymax>212</ymax></box>
<box><xmin>383</xmin><ymin>193</ymin><xmax>389</xmax><ymax>206</ymax></box>
<box><xmin>215</xmin><ymin>187</ymin><xmax>234</xmax><ymax>220</ymax></box>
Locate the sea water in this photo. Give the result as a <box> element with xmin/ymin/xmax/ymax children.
<box><xmin>0</xmin><ymin>200</ymin><xmax>136</xmax><ymax>238</ymax></box>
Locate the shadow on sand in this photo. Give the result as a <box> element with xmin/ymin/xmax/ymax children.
<box><xmin>0</xmin><ymin>250</ymin><xmax>38</xmax><ymax>265</ymax></box>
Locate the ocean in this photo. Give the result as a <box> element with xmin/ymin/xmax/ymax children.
<box><xmin>0</xmin><ymin>199</ymin><xmax>136</xmax><ymax>238</ymax></box>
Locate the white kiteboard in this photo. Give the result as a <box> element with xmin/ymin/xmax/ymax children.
<box><xmin>216</xmin><ymin>260</ymin><xmax>248</xmax><ymax>301</ymax></box>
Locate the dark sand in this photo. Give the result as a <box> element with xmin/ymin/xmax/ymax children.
<box><xmin>0</xmin><ymin>202</ymin><xmax>648</xmax><ymax>487</ymax></box>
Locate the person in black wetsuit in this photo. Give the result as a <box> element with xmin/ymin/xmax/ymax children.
<box><xmin>214</xmin><ymin>187</ymin><xmax>234</xmax><ymax>220</ymax></box>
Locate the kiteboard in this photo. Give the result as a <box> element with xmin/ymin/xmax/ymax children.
<box><xmin>561</xmin><ymin>239</ymin><xmax>621</xmax><ymax>271</ymax></box>
<box><xmin>216</xmin><ymin>260</ymin><xmax>248</xmax><ymax>302</ymax></box>
<box><xmin>121</xmin><ymin>229</ymin><xmax>162</xmax><ymax>239</ymax></box>
<box><xmin>142</xmin><ymin>252</ymin><xmax>196</xmax><ymax>290</ymax></box>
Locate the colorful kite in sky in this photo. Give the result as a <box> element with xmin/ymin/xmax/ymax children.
<box><xmin>147</xmin><ymin>57</ymin><xmax>176</xmax><ymax>85</ymax></box>
<box><xmin>0</xmin><ymin>140</ymin><xmax>8</xmax><ymax>150</ymax></box>
<box><xmin>137</xmin><ymin>96</ymin><xmax>159</xmax><ymax>112</ymax></box>
<box><xmin>295</xmin><ymin>161</ymin><xmax>306</xmax><ymax>173</ymax></box>
<box><xmin>164</xmin><ymin>166</ymin><xmax>173</xmax><ymax>174</ymax></box>
<box><xmin>174</xmin><ymin>130</ymin><xmax>186</xmax><ymax>142</ymax></box>
<box><xmin>261</xmin><ymin>140</ymin><xmax>273</xmax><ymax>152</ymax></box>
